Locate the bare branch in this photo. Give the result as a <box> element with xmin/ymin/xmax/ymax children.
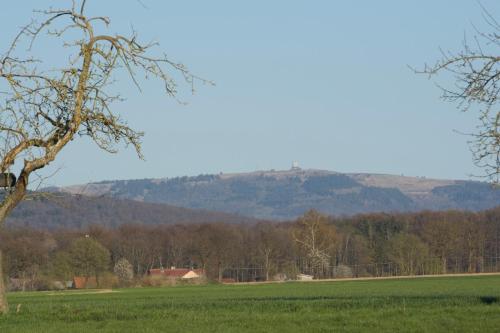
<box><xmin>414</xmin><ymin>7</ymin><xmax>499</xmax><ymax>184</ymax></box>
<box><xmin>0</xmin><ymin>0</ymin><xmax>211</xmax><ymax>225</ymax></box>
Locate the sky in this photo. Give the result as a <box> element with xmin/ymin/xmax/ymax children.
<box><xmin>1</xmin><ymin>0</ymin><xmax>499</xmax><ymax>186</ymax></box>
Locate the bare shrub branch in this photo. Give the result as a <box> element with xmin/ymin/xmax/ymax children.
<box><xmin>413</xmin><ymin>7</ymin><xmax>499</xmax><ymax>184</ymax></box>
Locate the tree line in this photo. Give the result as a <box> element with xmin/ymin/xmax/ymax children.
<box><xmin>1</xmin><ymin>207</ymin><xmax>499</xmax><ymax>290</ymax></box>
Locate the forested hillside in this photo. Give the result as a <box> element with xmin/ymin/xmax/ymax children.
<box><xmin>52</xmin><ymin>169</ymin><xmax>500</xmax><ymax>219</ymax></box>
<box><xmin>6</xmin><ymin>193</ymin><xmax>258</xmax><ymax>229</ymax></box>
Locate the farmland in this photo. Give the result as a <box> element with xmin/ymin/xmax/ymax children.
<box><xmin>1</xmin><ymin>275</ymin><xmax>500</xmax><ymax>332</ymax></box>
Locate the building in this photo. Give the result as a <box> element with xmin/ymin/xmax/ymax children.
<box><xmin>73</xmin><ymin>276</ymin><xmax>98</xmax><ymax>289</ymax></box>
<box><xmin>148</xmin><ymin>267</ymin><xmax>205</xmax><ymax>280</ymax></box>
<box><xmin>291</xmin><ymin>161</ymin><xmax>301</xmax><ymax>170</ymax></box>
<box><xmin>296</xmin><ymin>273</ymin><xmax>314</xmax><ymax>281</ymax></box>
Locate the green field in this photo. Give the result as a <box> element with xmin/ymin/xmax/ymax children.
<box><xmin>1</xmin><ymin>275</ymin><xmax>500</xmax><ymax>332</ymax></box>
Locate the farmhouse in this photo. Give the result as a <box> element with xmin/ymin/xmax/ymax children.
<box><xmin>73</xmin><ymin>276</ymin><xmax>98</xmax><ymax>289</ymax></box>
<box><xmin>148</xmin><ymin>267</ymin><xmax>205</xmax><ymax>280</ymax></box>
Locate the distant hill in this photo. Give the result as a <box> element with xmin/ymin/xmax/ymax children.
<box><xmin>48</xmin><ymin>168</ymin><xmax>500</xmax><ymax>220</ymax></box>
<box><xmin>6</xmin><ymin>193</ymin><xmax>259</xmax><ymax>229</ymax></box>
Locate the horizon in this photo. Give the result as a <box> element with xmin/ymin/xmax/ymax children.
<box><xmin>54</xmin><ymin>164</ymin><xmax>473</xmax><ymax>188</ymax></box>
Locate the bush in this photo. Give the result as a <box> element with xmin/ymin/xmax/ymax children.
<box><xmin>114</xmin><ymin>258</ymin><xmax>134</xmax><ymax>287</ymax></box>
<box><xmin>141</xmin><ymin>275</ymin><xmax>177</xmax><ymax>287</ymax></box>
<box><xmin>333</xmin><ymin>265</ymin><xmax>353</xmax><ymax>278</ymax></box>
<box><xmin>97</xmin><ymin>272</ymin><xmax>119</xmax><ymax>289</ymax></box>
<box><xmin>139</xmin><ymin>275</ymin><xmax>208</xmax><ymax>287</ymax></box>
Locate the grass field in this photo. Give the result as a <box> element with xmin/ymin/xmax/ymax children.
<box><xmin>1</xmin><ymin>275</ymin><xmax>500</xmax><ymax>332</ymax></box>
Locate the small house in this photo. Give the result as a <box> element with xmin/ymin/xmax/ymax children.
<box><xmin>73</xmin><ymin>276</ymin><xmax>98</xmax><ymax>289</ymax></box>
<box><xmin>148</xmin><ymin>267</ymin><xmax>204</xmax><ymax>280</ymax></box>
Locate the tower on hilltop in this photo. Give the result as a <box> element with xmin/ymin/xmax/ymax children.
<box><xmin>291</xmin><ymin>161</ymin><xmax>301</xmax><ymax>170</ymax></box>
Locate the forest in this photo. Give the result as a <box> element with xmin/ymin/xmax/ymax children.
<box><xmin>1</xmin><ymin>207</ymin><xmax>499</xmax><ymax>290</ymax></box>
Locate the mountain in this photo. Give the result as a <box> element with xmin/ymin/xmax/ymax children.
<box><xmin>6</xmin><ymin>193</ymin><xmax>259</xmax><ymax>229</ymax></box>
<box><xmin>48</xmin><ymin>168</ymin><xmax>500</xmax><ymax>220</ymax></box>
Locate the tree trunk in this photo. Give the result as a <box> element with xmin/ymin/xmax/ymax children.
<box><xmin>264</xmin><ymin>251</ymin><xmax>270</xmax><ymax>281</ymax></box>
<box><xmin>441</xmin><ymin>256</ymin><xmax>447</xmax><ymax>274</ymax></box>
<box><xmin>0</xmin><ymin>172</ymin><xmax>30</xmax><ymax>314</ymax></box>
<box><xmin>0</xmin><ymin>250</ymin><xmax>8</xmax><ymax>314</ymax></box>
<box><xmin>0</xmin><ymin>30</ymin><xmax>93</xmax><ymax>314</ymax></box>
<box><xmin>468</xmin><ymin>250</ymin><xmax>475</xmax><ymax>273</ymax></box>
<box><xmin>217</xmin><ymin>261</ymin><xmax>222</xmax><ymax>282</ymax></box>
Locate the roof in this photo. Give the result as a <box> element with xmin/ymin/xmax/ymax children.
<box><xmin>73</xmin><ymin>276</ymin><xmax>97</xmax><ymax>289</ymax></box>
<box><xmin>181</xmin><ymin>270</ymin><xmax>200</xmax><ymax>279</ymax></box>
<box><xmin>148</xmin><ymin>268</ymin><xmax>204</xmax><ymax>278</ymax></box>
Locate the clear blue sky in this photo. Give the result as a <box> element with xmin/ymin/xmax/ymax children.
<box><xmin>1</xmin><ymin>1</ymin><xmax>499</xmax><ymax>186</ymax></box>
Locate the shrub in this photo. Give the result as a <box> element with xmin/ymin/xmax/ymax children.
<box><xmin>114</xmin><ymin>258</ymin><xmax>134</xmax><ymax>287</ymax></box>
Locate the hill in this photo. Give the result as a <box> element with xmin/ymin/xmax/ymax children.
<box><xmin>6</xmin><ymin>193</ymin><xmax>259</xmax><ymax>229</ymax></box>
<box><xmin>49</xmin><ymin>168</ymin><xmax>500</xmax><ymax>220</ymax></box>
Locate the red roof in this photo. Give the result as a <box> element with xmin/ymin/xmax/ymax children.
<box><xmin>148</xmin><ymin>268</ymin><xmax>204</xmax><ymax>278</ymax></box>
<box><xmin>73</xmin><ymin>276</ymin><xmax>97</xmax><ymax>289</ymax></box>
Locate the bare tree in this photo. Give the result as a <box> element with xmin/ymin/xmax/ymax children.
<box><xmin>387</xmin><ymin>233</ymin><xmax>429</xmax><ymax>276</ymax></box>
<box><xmin>415</xmin><ymin>7</ymin><xmax>499</xmax><ymax>184</ymax></box>
<box><xmin>0</xmin><ymin>1</ymin><xmax>209</xmax><ymax>313</ymax></box>
<box><xmin>293</xmin><ymin>210</ymin><xmax>336</xmax><ymax>278</ymax></box>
